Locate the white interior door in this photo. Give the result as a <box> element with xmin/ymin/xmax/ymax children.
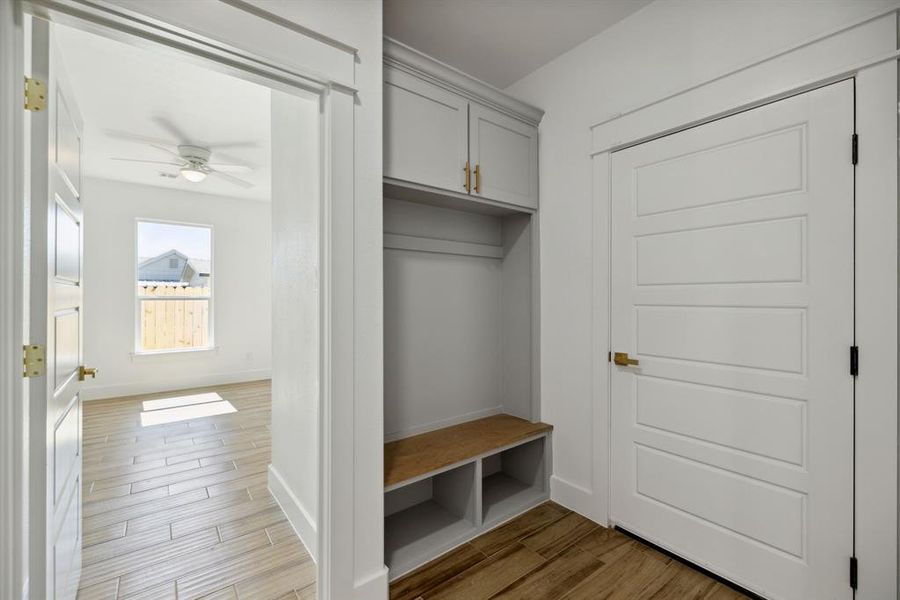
<box><xmin>29</xmin><ymin>18</ymin><xmax>86</xmax><ymax>600</ymax></box>
<box><xmin>610</xmin><ymin>81</ymin><xmax>854</xmax><ymax>600</ymax></box>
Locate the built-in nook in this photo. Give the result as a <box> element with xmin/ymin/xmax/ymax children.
<box><xmin>381</xmin><ymin>39</ymin><xmax>547</xmax><ymax>580</ymax></box>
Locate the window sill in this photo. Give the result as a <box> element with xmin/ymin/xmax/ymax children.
<box><xmin>131</xmin><ymin>346</ymin><xmax>219</xmax><ymax>359</ymax></box>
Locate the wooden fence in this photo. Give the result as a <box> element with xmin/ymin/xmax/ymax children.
<box><xmin>138</xmin><ymin>285</ymin><xmax>210</xmax><ymax>350</ymax></box>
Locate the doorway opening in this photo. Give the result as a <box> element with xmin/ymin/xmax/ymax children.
<box><xmin>22</xmin><ymin>15</ymin><xmax>322</xmax><ymax>599</ymax></box>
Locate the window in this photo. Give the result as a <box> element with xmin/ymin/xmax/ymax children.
<box><xmin>136</xmin><ymin>221</ymin><xmax>213</xmax><ymax>352</ymax></box>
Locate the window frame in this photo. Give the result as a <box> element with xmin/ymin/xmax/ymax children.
<box><xmin>133</xmin><ymin>218</ymin><xmax>215</xmax><ymax>355</ymax></box>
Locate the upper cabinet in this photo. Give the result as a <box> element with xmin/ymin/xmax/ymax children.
<box><xmin>469</xmin><ymin>104</ymin><xmax>538</xmax><ymax>209</ymax></box>
<box><xmin>384</xmin><ymin>39</ymin><xmax>543</xmax><ymax>212</ymax></box>
<box><xmin>384</xmin><ymin>68</ymin><xmax>469</xmax><ymax>194</ymax></box>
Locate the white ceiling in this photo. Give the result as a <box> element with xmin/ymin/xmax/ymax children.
<box><xmin>384</xmin><ymin>0</ymin><xmax>652</xmax><ymax>89</ymax></box>
<box><xmin>54</xmin><ymin>25</ymin><xmax>271</xmax><ymax>201</ymax></box>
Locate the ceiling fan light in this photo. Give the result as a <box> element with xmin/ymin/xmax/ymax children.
<box><xmin>180</xmin><ymin>166</ymin><xmax>206</xmax><ymax>183</ymax></box>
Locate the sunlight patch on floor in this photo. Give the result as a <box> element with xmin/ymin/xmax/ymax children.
<box><xmin>140</xmin><ymin>392</ymin><xmax>236</xmax><ymax>426</ymax></box>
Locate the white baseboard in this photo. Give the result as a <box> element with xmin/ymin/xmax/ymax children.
<box><xmin>268</xmin><ymin>464</ymin><xmax>318</xmax><ymax>562</ymax></box>
<box><xmin>80</xmin><ymin>369</ymin><xmax>272</xmax><ymax>401</ymax></box>
<box><xmin>354</xmin><ymin>566</ymin><xmax>389</xmax><ymax>600</ymax></box>
<box><xmin>384</xmin><ymin>405</ymin><xmax>503</xmax><ymax>442</ymax></box>
<box><xmin>550</xmin><ymin>475</ymin><xmax>608</xmax><ymax>526</ymax></box>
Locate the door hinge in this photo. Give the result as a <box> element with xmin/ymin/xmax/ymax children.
<box><xmin>24</xmin><ymin>77</ymin><xmax>47</xmax><ymax>112</ymax></box>
<box><xmin>850</xmin><ymin>556</ymin><xmax>858</xmax><ymax>589</ymax></box>
<box><xmin>850</xmin><ymin>345</ymin><xmax>859</xmax><ymax>377</ymax></box>
<box><xmin>22</xmin><ymin>344</ymin><xmax>46</xmax><ymax>378</ymax></box>
<box><xmin>851</xmin><ymin>133</ymin><xmax>859</xmax><ymax>165</ymax></box>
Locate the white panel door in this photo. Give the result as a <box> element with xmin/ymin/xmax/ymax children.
<box><xmin>384</xmin><ymin>67</ymin><xmax>469</xmax><ymax>193</ymax></box>
<box><xmin>29</xmin><ymin>18</ymin><xmax>86</xmax><ymax>600</ymax></box>
<box><xmin>469</xmin><ymin>103</ymin><xmax>538</xmax><ymax>209</ymax></box>
<box><xmin>610</xmin><ymin>81</ymin><xmax>854</xmax><ymax>600</ymax></box>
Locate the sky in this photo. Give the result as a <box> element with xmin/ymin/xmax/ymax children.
<box><xmin>137</xmin><ymin>221</ymin><xmax>211</xmax><ymax>260</ymax></box>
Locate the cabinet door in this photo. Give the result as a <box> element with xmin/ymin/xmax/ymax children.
<box><xmin>384</xmin><ymin>67</ymin><xmax>469</xmax><ymax>193</ymax></box>
<box><xmin>469</xmin><ymin>104</ymin><xmax>538</xmax><ymax>209</ymax></box>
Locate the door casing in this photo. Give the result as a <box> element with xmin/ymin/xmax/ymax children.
<box><xmin>1</xmin><ymin>2</ymin><xmax>375</xmax><ymax>599</ymax></box>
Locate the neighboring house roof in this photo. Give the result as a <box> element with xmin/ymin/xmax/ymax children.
<box><xmin>138</xmin><ymin>249</ymin><xmax>210</xmax><ymax>284</ymax></box>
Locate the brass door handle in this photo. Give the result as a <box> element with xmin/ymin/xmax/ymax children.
<box><xmin>474</xmin><ymin>163</ymin><xmax>481</xmax><ymax>194</ymax></box>
<box><xmin>612</xmin><ymin>352</ymin><xmax>639</xmax><ymax>367</ymax></box>
<box><xmin>463</xmin><ymin>161</ymin><xmax>471</xmax><ymax>192</ymax></box>
<box><xmin>79</xmin><ymin>366</ymin><xmax>98</xmax><ymax>381</ymax></box>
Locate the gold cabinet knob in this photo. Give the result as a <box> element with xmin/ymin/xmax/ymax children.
<box><xmin>79</xmin><ymin>366</ymin><xmax>98</xmax><ymax>381</ymax></box>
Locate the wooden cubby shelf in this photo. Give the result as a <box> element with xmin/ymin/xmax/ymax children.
<box><xmin>384</xmin><ymin>414</ymin><xmax>552</xmax><ymax>489</ymax></box>
<box><xmin>383</xmin><ymin>414</ymin><xmax>552</xmax><ymax>579</ymax></box>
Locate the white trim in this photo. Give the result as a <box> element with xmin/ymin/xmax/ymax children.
<box><xmin>0</xmin><ymin>0</ymin><xmax>24</xmax><ymax>597</ymax></box>
<box><xmin>550</xmin><ymin>475</ymin><xmax>603</xmax><ymax>525</ymax></box>
<box><xmin>853</xmin><ymin>59</ymin><xmax>898</xmax><ymax>600</ymax></box>
<box><xmin>4</xmin><ymin>2</ymin><xmax>372</xmax><ymax>598</ymax></box>
<box><xmin>591</xmin><ymin>14</ymin><xmax>899</xmax><ymax>598</ymax></box>
<box><xmin>268</xmin><ymin>464</ymin><xmax>318</xmax><ymax>561</ymax></box>
<box><xmin>383</xmin><ymin>36</ymin><xmax>544</xmax><ymax>126</ymax></box>
<box><xmin>79</xmin><ymin>369</ymin><xmax>271</xmax><ymax>401</ymax></box>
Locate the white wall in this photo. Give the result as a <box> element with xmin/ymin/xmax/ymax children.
<box><xmin>504</xmin><ymin>0</ymin><xmax>898</xmax><ymax>522</ymax></box>
<box><xmin>81</xmin><ymin>177</ymin><xmax>272</xmax><ymax>400</ymax></box>
<box><xmin>244</xmin><ymin>3</ymin><xmax>387</xmax><ymax>596</ymax></box>
<box><xmin>268</xmin><ymin>90</ymin><xmax>320</xmax><ymax>559</ymax></box>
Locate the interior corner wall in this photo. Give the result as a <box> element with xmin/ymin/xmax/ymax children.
<box><xmin>503</xmin><ymin>0</ymin><xmax>899</xmax><ymax>523</ymax></box>
<box><xmin>80</xmin><ymin>177</ymin><xmax>272</xmax><ymax>401</ymax></box>
<box><xmin>244</xmin><ymin>2</ymin><xmax>387</xmax><ymax>597</ymax></box>
<box><xmin>269</xmin><ymin>89</ymin><xmax>320</xmax><ymax>559</ymax></box>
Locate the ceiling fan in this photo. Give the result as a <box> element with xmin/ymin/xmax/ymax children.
<box><xmin>107</xmin><ymin>116</ymin><xmax>256</xmax><ymax>188</ymax></box>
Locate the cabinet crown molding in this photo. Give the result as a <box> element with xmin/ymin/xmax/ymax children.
<box><xmin>384</xmin><ymin>36</ymin><xmax>544</xmax><ymax>127</ymax></box>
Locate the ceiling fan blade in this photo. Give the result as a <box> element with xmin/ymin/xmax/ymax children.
<box><xmin>207</xmin><ymin>141</ymin><xmax>260</xmax><ymax>150</ymax></box>
<box><xmin>208</xmin><ymin>169</ymin><xmax>254</xmax><ymax>189</ymax></box>
<box><xmin>149</xmin><ymin>144</ymin><xmax>184</xmax><ymax>160</ymax></box>
<box><xmin>103</xmin><ymin>129</ymin><xmax>178</xmax><ymax>147</ymax></box>
<box><xmin>207</xmin><ymin>163</ymin><xmax>253</xmax><ymax>173</ymax></box>
<box><xmin>111</xmin><ymin>157</ymin><xmax>183</xmax><ymax>166</ymax></box>
<box><xmin>152</xmin><ymin>116</ymin><xmax>191</xmax><ymax>144</ymax></box>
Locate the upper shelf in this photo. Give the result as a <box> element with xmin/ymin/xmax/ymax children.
<box><xmin>384</xmin><ymin>414</ymin><xmax>552</xmax><ymax>489</ymax></box>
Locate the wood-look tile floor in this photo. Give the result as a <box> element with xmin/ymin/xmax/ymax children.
<box><xmin>77</xmin><ymin>380</ymin><xmax>315</xmax><ymax>600</ymax></box>
<box><xmin>390</xmin><ymin>501</ymin><xmax>753</xmax><ymax>600</ymax></box>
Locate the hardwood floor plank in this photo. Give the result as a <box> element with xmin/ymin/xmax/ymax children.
<box><xmin>232</xmin><ymin>558</ymin><xmax>317</xmax><ymax>600</ymax></box>
<box><xmin>117</xmin><ymin>527</ymin><xmax>272</xmax><ymax>596</ymax></box>
<box><xmin>469</xmin><ymin>501</ymin><xmax>569</xmax><ymax>556</ymax></box>
<box><xmin>78</xmin><ymin>381</ymin><xmax>314</xmax><ymax>600</ymax></box>
<box><xmin>217</xmin><ymin>505</ymin><xmax>286</xmax><ymax>541</ymax></box>
<box><xmin>82</xmin><ymin>522</ymin><xmax>127</xmax><ymax>547</ymax></box>
<box><xmin>84</xmin><ymin>488</ymin><xmax>209</xmax><ymax>533</ymax></box>
<box><xmin>120</xmin><ymin>581</ymin><xmax>177</xmax><ymax>600</ymax></box>
<box><xmin>560</xmin><ymin>543</ymin><xmax>674</xmax><ymax>600</ymax></box>
<box><xmin>490</xmin><ymin>545</ymin><xmax>603</xmax><ymax>599</ymax></box>
<box><xmin>175</xmin><ymin>536</ymin><xmax>310</xmax><ymax>599</ymax></box>
<box><xmin>390</xmin><ymin>543</ymin><xmax>487</xmax><ymax>600</ymax></box>
<box><xmin>519</xmin><ymin>511</ymin><xmax>598</xmax><ymax>558</ymax></box>
<box><xmin>391</xmin><ymin>503</ymin><xmax>752</xmax><ymax>600</ymax></box>
<box><xmin>82</xmin><ymin>525</ymin><xmax>171</xmax><ymax>566</ymax></box>
<box><xmin>79</xmin><ymin>528</ymin><xmax>220</xmax><ymax>589</ymax></box>
<box><xmin>75</xmin><ymin>577</ymin><xmax>119</xmax><ymax>600</ymax></box>
<box><xmin>425</xmin><ymin>543</ymin><xmax>546</xmax><ymax>600</ymax></box>
<box><xmin>170</xmin><ymin>495</ymin><xmax>277</xmax><ymax>538</ymax></box>
<box><xmin>82</xmin><ymin>485</ymin><xmax>169</xmax><ymax>518</ymax></box>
